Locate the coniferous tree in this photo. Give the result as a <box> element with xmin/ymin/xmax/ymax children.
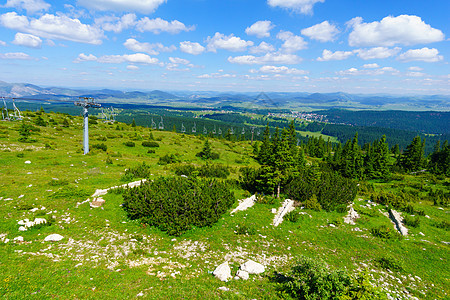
<box><xmin>398</xmin><ymin>136</ymin><xmax>425</xmax><ymax>172</ymax></box>
<box><xmin>429</xmin><ymin>140</ymin><xmax>450</xmax><ymax>176</ymax></box>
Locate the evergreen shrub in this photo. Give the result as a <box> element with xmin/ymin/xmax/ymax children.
<box><xmin>122</xmin><ymin>177</ymin><xmax>235</xmax><ymax>236</ymax></box>
<box><xmin>158</xmin><ymin>154</ymin><xmax>178</xmax><ymax>165</ymax></box>
<box><xmin>121</xmin><ymin>162</ymin><xmax>151</xmax><ymax>181</ymax></box>
<box><xmin>92</xmin><ymin>143</ymin><xmax>107</xmax><ymax>151</ymax></box>
<box><xmin>123</xmin><ymin>141</ymin><xmax>135</xmax><ymax>147</ymax></box>
<box><xmin>142</xmin><ymin>141</ymin><xmax>159</xmax><ymax>147</ymax></box>
<box><xmin>173</xmin><ymin>163</ymin><xmax>230</xmax><ymax>178</ymax></box>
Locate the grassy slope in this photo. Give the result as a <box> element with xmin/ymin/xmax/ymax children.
<box><xmin>0</xmin><ymin>112</ymin><xmax>448</xmax><ymax>299</ymax></box>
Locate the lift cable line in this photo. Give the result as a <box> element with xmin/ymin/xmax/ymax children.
<box><xmin>151</xmin><ymin>118</ymin><xmax>157</xmax><ymax>130</ymax></box>
<box><xmin>74</xmin><ymin>97</ymin><xmax>101</xmax><ymax>155</ymax></box>
<box><xmin>192</xmin><ymin>122</ymin><xmax>196</xmax><ymax>133</ymax></box>
<box><xmin>158</xmin><ymin>116</ymin><xmax>164</xmax><ymax>130</ymax></box>
<box><xmin>181</xmin><ymin>123</ymin><xmax>186</xmax><ymax>133</ymax></box>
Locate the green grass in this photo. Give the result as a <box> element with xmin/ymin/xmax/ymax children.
<box><xmin>0</xmin><ymin>112</ymin><xmax>448</xmax><ymax>299</ymax></box>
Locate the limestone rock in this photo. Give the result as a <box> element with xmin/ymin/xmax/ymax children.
<box><xmin>44</xmin><ymin>234</ymin><xmax>64</xmax><ymax>242</ymax></box>
<box><xmin>14</xmin><ymin>236</ymin><xmax>24</xmax><ymax>242</ymax></box>
<box><xmin>18</xmin><ymin>226</ymin><xmax>27</xmax><ymax>232</ymax></box>
<box><xmin>90</xmin><ymin>197</ymin><xmax>106</xmax><ymax>208</ymax></box>
<box><xmin>343</xmin><ymin>205</ymin><xmax>360</xmax><ymax>225</ymax></box>
<box><xmin>231</xmin><ymin>195</ymin><xmax>256</xmax><ymax>214</ymax></box>
<box><xmin>236</xmin><ymin>269</ymin><xmax>249</xmax><ymax>280</ymax></box>
<box><xmin>240</xmin><ymin>260</ymin><xmax>265</xmax><ymax>275</ymax></box>
<box><xmin>213</xmin><ymin>262</ymin><xmax>232</xmax><ymax>282</ymax></box>
<box><xmin>273</xmin><ymin>199</ymin><xmax>295</xmax><ymax>227</ymax></box>
<box><xmin>218</xmin><ymin>286</ymin><xmax>230</xmax><ymax>291</ymax></box>
<box><xmin>24</xmin><ymin>160</ymin><xmax>31</xmax><ymax>164</ymax></box>
<box><xmin>388</xmin><ymin>209</ymin><xmax>408</xmax><ymax>236</ymax></box>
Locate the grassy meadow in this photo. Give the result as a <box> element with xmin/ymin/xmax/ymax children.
<box><xmin>0</xmin><ymin>111</ymin><xmax>448</xmax><ymax>299</ymax></box>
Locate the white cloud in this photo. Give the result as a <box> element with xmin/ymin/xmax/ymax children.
<box><xmin>0</xmin><ymin>40</ymin><xmax>6</xmax><ymax>46</ymax></box>
<box><xmin>348</xmin><ymin>15</ymin><xmax>445</xmax><ymax>47</ymax></box>
<box><xmin>257</xmin><ymin>65</ymin><xmax>308</xmax><ymax>75</ymax></box>
<box><xmin>363</xmin><ymin>63</ymin><xmax>379</xmax><ymax>69</ymax></box>
<box><xmin>4</xmin><ymin>0</ymin><xmax>50</xmax><ymax>14</ymax></box>
<box><xmin>397</xmin><ymin>47</ymin><xmax>443</xmax><ymax>62</ymax></box>
<box><xmin>95</xmin><ymin>13</ymin><xmax>136</xmax><ymax>33</ymax></box>
<box><xmin>12</xmin><ymin>32</ymin><xmax>42</xmax><ymax>48</ymax></box>
<box><xmin>267</xmin><ymin>0</ymin><xmax>325</xmax><ymax>14</ymax></box>
<box><xmin>228</xmin><ymin>53</ymin><xmax>302</xmax><ymax>65</ymax></box>
<box><xmin>136</xmin><ymin>17</ymin><xmax>194</xmax><ymax>34</ymax></box>
<box><xmin>124</xmin><ymin>38</ymin><xmax>175</xmax><ymax>55</ymax></box>
<box><xmin>179</xmin><ymin>41</ymin><xmax>205</xmax><ymax>55</ymax></box>
<box><xmin>206</xmin><ymin>32</ymin><xmax>253</xmax><ymax>52</ymax></box>
<box><xmin>301</xmin><ymin>21</ymin><xmax>339</xmax><ymax>42</ymax></box>
<box><xmin>97</xmin><ymin>53</ymin><xmax>159</xmax><ymax>64</ymax></box>
<box><xmin>0</xmin><ymin>12</ymin><xmax>104</xmax><ymax>45</ymax></box>
<box><xmin>250</xmin><ymin>42</ymin><xmax>275</xmax><ymax>54</ymax></box>
<box><xmin>354</xmin><ymin>47</ymin><xmax>401</xmax><ymax>60</ymax></box>
<box><xmin>74</xmin><ymin>53</ymin><xmax>97</xmax><ymax>63</ymax></box>
<box><xmin>169</xmin><ymin>57</ymin><xmax>189</xmax><ymax>65</ymax></box>
<box><xmin>245</xmin><ymin>21</ymin><xmax>274</xmax><ymax>38</ymax></box>
<box><xmin>197</xmin><ymin>72</ymin><xmax>236</xmax><ymax>79</ymax></box>
<box><xmin>0</xmin><ymin>52</ymin><xmax>32</xmax><ymax>60</ymax></box>
<box><xmin>277</xmin><ymin>31</ymin><xmax>307</xmax><ymax>53</ymax></box>
<box><xmin>77</xmin><ymin>0</ymin><xmax>166</xmax><ymax>14</ymax></box>
<box><xmin>126</xmin><ymin>65</ymin><xmax>139</xmax><ymax>70</ymax></box>
<box><xmin>406</xmin><ymin>71</ymin><xmax>425</xmax><ymax>77</ymax></box>
<box><xmin>317</xmin><ymin>49</ymin><xmax>353</xmax><ymax>61</ymax></box>
<box><xmin>408</xmin><ymin>66</ymin><xmax>423</xmax><ymax>71</ymax></box>
<box><xmin>338</xmin><ymin>66</ymin><xmax>399</xmax><ymax>76</ymax></box>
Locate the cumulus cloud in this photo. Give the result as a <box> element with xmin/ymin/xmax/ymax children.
<box><xmin>179</xmin><ymin>41</ymin><xmax>205</xmax><ymax>55</ymax></box>
<box><xmin>0</xmin><ymin>12</ymin><xmax>104</xmax><ymax>45</ymax></box>
<box><xmin>169</xmin><ymin>57</ymin><xmax>189</xmax><ymax>65</ymax></box>
<box><xmin>0</xmin><ymin>40</ymin><xmax>6</xmax><ymax>46</ymax></box>
<box><xmin>77</xmin><ymin>0</ymin><xmax>166</xmax><ymax>14</ymax></box>
<box><xmin>4</xmin><ymin>0</ymin><xmax>50</xmax><ymax>14</ymax></box>
<box><xmin>12</xmin><ymin>32</ymin><xmax>42</xmax><ymax>48</ymax></box>
<box><xmin>136</xmin><ymin>17</ymin><xmax>195</xmax><ymax>34</ymax></box>
<box><xmin>317</xmin><ymin>49</ymin><xmax>353</xmax><ymax>61</ymax></box>
<box><xmin>267</xmin><ymin>0</ymin><xmax>325</xmax><ymax>14</ymax></box>
<box><xmin>0</xmin><ymin>52</ymin><xmax>32</xmax><ymax>60</ymax></box>
<box><xmin>354</xmin><ymin>47</ymin><xmax>401</xmax><ymax>60</ymax></box>
<box><xmin>95</xmin><ymin>13</ymin><xmax>136</xmax><ymax>33</ymax></box>
<box><xmin>256</xmin><ymin>65</ymin><xmax>308</xmax><ymax>75</ymax></box>
<box><xmin>245</xmin><ymin>21</ymin><xmax>274</xmax><ymax>38</ymax></box>
<box><xmin>126</xmin><ymin>65</ymin><xmax>139</xmax><ymax>70</ymax></box>
<box><xmin>73</xmin><ymin>53</ymin><xmax>97</xmax><ymax>63</ymax></box>
<box><xmin>277</xmin><ymin>31</ymin><xmax>307</xmax><ymax>53</ymax></box>
<box><xmin>397</xmin><ymin>47</ymin><xmax>443</xmax><ymax>62</ymax></box>
<box><xmin>124</xmin><ymin>38</ymin><xmax>175</xmax><ymax>55</ymax></box>
<box><xmin>301</xmin><ymin>21</ymin><xmax>339</xmax><ymax>42</ymax></box>
<box><xmin>338</xmin><ymin>66</ymin><xmax>399</xmax><ymax>76</ymax></box>
<box><xmin>206</xmin><ymin>32</ymin><xmax>254</xmax><ymax>52</ymax></box>
<box><xmin>97</xmin><ymin>53</ymin><xmax>159</xmax><ymax>64</ymax></box>
<box><xmin>408</xmin><ymin>66</ymin><xmax>423</xmax><ymax>71</ymax></box>
<box><xmin>347</xmin><ymin>15</ymin><xmax>445</xmax><ymax>47</ymax></box>
<box><xmin>228</xmin><ymin>53</ymin><xmax>302</xmax><ymax>65</ymax></box>
<box><xmin>406</xmin><ymin>71</ymin><xmax>425</xmax><ymax>77</ymax></box>
<box><xmin>363</xmin><ymin>63</ymin><xmax>379</xmax><ymax>69</ymax></box>
<box><xmin>250</xmin><ymin>41</ymin><xmax>275</xmax><ymax>54</ymax></box>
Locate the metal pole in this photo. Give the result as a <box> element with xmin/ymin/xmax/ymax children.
<box><xmin>83</xmin><ymin>106</ymin><xmax>89</xmax><ymax>155</ymax></box>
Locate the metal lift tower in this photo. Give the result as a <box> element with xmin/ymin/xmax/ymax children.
<box><xmin>75</xmin><ymin>97</ymin><xmax>100</xmax><ymax>155</ymax></box>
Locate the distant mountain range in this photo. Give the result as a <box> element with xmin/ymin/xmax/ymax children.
<box><xmin>1</xmin><ymin>80</ymin><xmax>449</xmax><ymax>111</ymax></box>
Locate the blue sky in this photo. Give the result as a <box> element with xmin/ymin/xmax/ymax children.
<box><xmin>0</xmin><ymin>0</ymin><xmax>448</xmax><ymax>94</ymax></box>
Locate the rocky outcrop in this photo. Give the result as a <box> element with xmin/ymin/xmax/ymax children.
<box><xmin>343</xmin><ymin>204</ymin><xmax>360</xmax><ymax>225</ymax></box>
<box><xmin>389</xmin><ymin>209</ymin><xmax>408</xmax><ymax>236</ymax></box>
<box><xmin>240</xmin><ymin>260</ymin><xmax>265</xmax><ymax>274</ymax></box>
<box><xmin>44</xmin><ymin>234</ymin><xmax>64</xmax><ymax>242</ymax></box>
<box><xmin>231</xmin><ymin>195</ymin><xmax>256</xmax><ymax>214</ymax></box>
<box><xmin>213</xmin><ymin>261</ymin><xmax>232</xmax><ymax>282</ymax></box>
<box><xmin>273</xmin><ymin>199</ymin><xmax>295</xmax><ymax>227</ymax></box>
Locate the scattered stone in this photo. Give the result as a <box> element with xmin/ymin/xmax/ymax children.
<box><xmin>437</xmin><ymin>207</ymin><xmax>444</xmax><ymax>210</ymax></box>
<box><xmin>136</xmin><ymin>292</ymin><xmax>144</xmax><ymax>297</ymax></box>
<box><xmin>273</xmin><ymin>199</ymin><xmax>295</xmax><ymax>227</ymax></box>
<box><xmin>352</xmin><ymin>227</ymin><xmax>363</xmax><ymax>232</ymax></box>
<box><xmin>14</xmin><ymin>236</ymin><xmax>24</xmax><ymax>242</ymax></box>
<box><xmin>240</xmin><ymin>260</ymin><xmax>265</xmax><ymax>275</ymax></box>
<box><xmin>329</xmin><ymin>223</ymin><xmax>336</xmax><ymax>228</ymax></box>
<box><xmin>24</xmin><ymin>160</ymin><xmax>31</xmax><ymax>164</ymax></box>
<box><xmin>231</xmin><ymin>195</ymin><xmax>256</xmax><ymax>214</ymax></box>
<box><xmin>18</xmin><ymin>194</ymin><xmax>24</xmax><ymax>198</ymax></box>
<box><xmin>419</xmin><ymin>232</ymin><xmax>425</xmax><ymax>236</ymax></box>
<box><xmin>90</xmin><ymin>197</ymin><xmax>106</xmax><ymax>208</ymax></box>
<box><xmin>236</xmin><ymin>270</ymin><xmax>249</xmax><ymax>280</ymax></box>
<box><xmin>4</xmin><ymin>198</ymin><xmax>13</xmax><ymax>201</ymax></box>
<box><xmin>213</xmin><ymin>261</ymin><xmax>232</xmax><ymax>282</ymax></box>
<box><xmin>441</xmin><ymin>241</ymin><xmax>450</xmax><ymax>245</ymax></box>
<box><xmin>44</xmin><ymin>234</ymin><xmax>64</xmax><ymax>242</ymax></box>
<box><xmin>18</xmin><ymin>226</ymin><xmax>27</xmax><ymax>232</ymax></box>
<box><xmin>388</xmin><ymin>209</ymin><xmax>408</xmax><ymax>236</ymax></box>
<box><xmin>218</xmin><ymin>286</ymin><xmax>230</xmax><ymax>291</ymax></box>
<box><xmin>271</xmin><ymin>208</ymin><xmax>277</xmax><ymax>214</ymax></box>
<box><xmin>343</xmin><ymin>204</ymin><xmax>360</xmax><ymax>225</ymax></box>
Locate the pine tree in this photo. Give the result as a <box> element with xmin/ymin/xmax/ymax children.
<box><xmin>398</xmin><ymin>136</ymin><xmax>425</xmax><ymax>172</ymax></box>
<box><xmin>131</xmin><ymin>118</ymin><xmax>136</xmax><ymax>127</ymax></box>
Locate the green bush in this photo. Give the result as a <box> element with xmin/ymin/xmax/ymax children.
<box><xmin>92</xmin><ymin>143</ymin><xmax>107</xmax><ymax>152</ymax></box>
<box><xmin>433</xmin><ymin>220</ymin><xmax>449</xmax><ymax>231</ymax></box>
<box><xmin>371</xmin><ymin>225</ymin><xmax>402</xmax><ymax>240</ymax></box>
<box><xmin>142</xmin><ymin>141</ymin><xmax>159</xmax><ymax>147</ymax></box>
<box><xmin>123</xmin><ymin>141</ymin><xmax>135</xmax><ymax>147</ymax></box>
<box><xmin>121</xmin><ymin>162</ymin><xmax>151</xmax><ymax>181</ymax></box>
<box><xmin>403</xmin><ymin>215</ymin><xmax>420</xmax><ymax>228</ymax></box>
<box><xmin>173</xmin><ymin>163</ymin><xmax>230</xmax><ymax>178</ymax></box>
<box><xmin>275</xmin><ymin>256</ymin><xmax>384</xmax><ymax>299</ymax></box>
<box><xmin>122</xmin><ymin>177</ymin><xmax>235</xmax><ymax>236</ymax></box>
<box><xmin>147</xmin><ymin>149</ymin><xmax>156</xmax><ymax>154</ymax></box>
<box><xmin>235</xmin><ymin>223</ymin><xmax>256</xmax><ymax>235</ymax></box>
<box><xmin>375</xmin><ymin>256</ymin><xmax>404</xmax><ymax>272</ymax></box>
<box><xmin>305</xmin><ymin>194</ymin><xmax>322</xmax><ymax>211</ymax></box>
<box><xmin>255</xmin><ymin>193</ymin><xmax>277</xmax><ymax>205</ymax></box>
<box><xmin>158</xmin><ymin>154</ymin><xmax>178</xmax><ymax>165</ymax></box>
<box><xmin>285</xmin><ymin>211</ymin><xmax>300</xmax><ymax>223</ymax></box>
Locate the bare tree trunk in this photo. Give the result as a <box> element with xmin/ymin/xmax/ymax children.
<box><xmin>277</xmin><ymin>183</ymin><xmax>281</xmax><ymax>198</ymax></box>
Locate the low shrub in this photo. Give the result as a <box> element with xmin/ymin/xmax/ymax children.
<box><xmin>92</xmin><ymin>143</ymin><xmax>107</xmax><ymax>152</ymax></box>
<box><xmin>173</xmin><ymin>163</ymin><xmax>230</xmax><ymax>178</ymax></box>
<box><xmin>147</xmin><ymin>149</ymin><xmax>156</xmax><ymax>154</ymax></box>
<box><xmin>275</xmin><ymin>256</ymin><xmax>385</xmax><ymax>299</ymax></box>
<box><xmin>158</xmin><ymin>154</ymin><xmax>178</xmax><ymax>165</ymax></box>
<box><xmin>48</xmin><ymin>179</ymin><xmax>69</xmax><ymax>186</ymax></box>
<box><xmin>121</xmin><ymin>162</ymin><xmax>151</xmax><ymax>181</ymax></box>
<box><xmin>403</xmin><ymin>215</ymin><xmax>420</xmax><ymax>228</ymax></box>
<box><xmin>285</xmin><ymin>211</ymin><xmax>300</xmax><ymax>223</ymax></box>
<box><xmin>235</xmin><ymin>223</ymin><xmax>256</xmax><ymax>235</ymax></box>
<box><xmin>375</xmin><ymin>256</ymin><xmax>404</xmax><ymax>272</ymax></box>
<box><xmin>123</xmin><ymin>141</ymin><xmax>135</xmax><ymax>147</ymax></box>
<box><xmin>122</xmin><ymin>176</ymin><xmax>235</xmax><ymax>236</ymax></box>
<box><xmin>433</xmin><ymin>220</ymin><xmax>449</xmax><ymax>231</ymax></box>
<box><xmin>142</xmin><ymin>141</ymin><xmax>159</xmax><ymax>147</ymax></box>
<box><xmin>255</xmin><ymin>193</ymin><xmax>277</xmax><ymax>205</ymax></box>
<box><xmin>371</xmin><ymin>225</ymin><xmax>402</xmax><ymax>240</ymax></box>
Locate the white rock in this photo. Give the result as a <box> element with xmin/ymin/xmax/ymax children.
<box><xmin>388</xmin><ymin>209</ymin><xmax>408</xmax><ymax>236</ymax></box>
<box><xmin>329</xmin><ymin>223</ymin><xmax>336</xmax><ymax>228</ymax></box>
<box><xmin>273</xmin><ymin>199</ymin><xmax>295</xmax><ymax>227</ymax></box>
<box><xmin>14</xmin><ymin>236</ymin><xmax>24</xmax><ymax>242</ymax></box>
<box><xmin>4</xmin><ymin>238</ymin><xmax>9</xmax><ymax>243</ymax></box>
<box><xmin>218</xmin><ymin>286</ymin><xmax>230</xmax><ymax>291</ymax></box>
<box><xmin>343</xmin><ymin>205</ymin><xmax>360</xmax><ymax>225</ymax></box>
<box><xmin>236</xmin><ymin>270</ymin><xmax>249</xmax><ymax>280</ymax></box>
<box><xmin>271</xmin><ymin>208</ymin><xmax>277</xmax><ymax>214</ymax></box>
<box><xmin>30</xmin><ymin>208</ymin><xmax>39</xmax><ymax>212</ymax></box>
<box><xmin>24</xmin><ymin>160</ymin><xmax>31</xmax><ymax>164</ymax></box>
<box><xmin>240</xmin><ymin>260</ymin><xmax>265</xmax><ymax>275</ymax></box>
<box><xmin>18</xmin><ymin>195</ymin><xmax>24</xmax><ymax>198</ymax></box>
<box><xmin>419</xmin><ymin>232</ymin><xmax>425</xmax><ymax>236</ymax></box>
<box><xmin>18</xmin><ymin>226</ymin><xmax>27</xmax><ymax>232</ymax></box>
<box><xmin>44</xmin><ymin>234</ymin><xmax>64</xmax><ymax>242</ymax></box>
<box><xmin>213</xmin><ymin>262</ymin><xmax>232</xmax><ymax>282</ymax></box>
<box><xmin>231</xmin><ymin>195</ymin><xmax>256</xmax><ymax>214</ymax></box>
<box><xmin>136</xmin><ymin>292</ymin><xmax>144</xmax><ymax>297</ymax></box>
